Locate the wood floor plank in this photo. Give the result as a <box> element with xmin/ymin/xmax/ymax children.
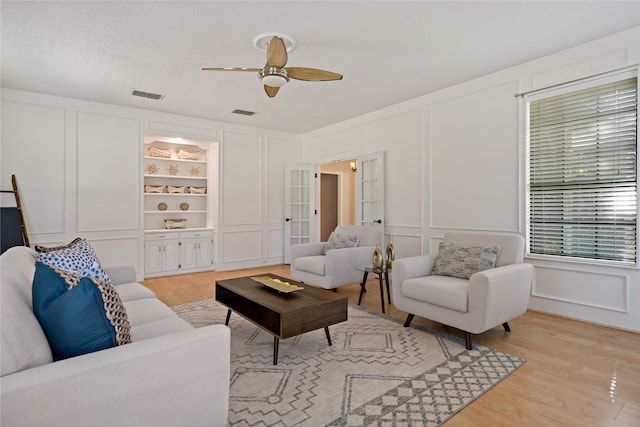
<box><xmin>142</xmin><ymin>265</ymin><xmax>640</xmax><ymax>427</ymax></box>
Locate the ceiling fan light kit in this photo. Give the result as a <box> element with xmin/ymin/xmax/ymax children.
<box><xmin>203</xmin><ymin>33</ymin><xmax>342</xmax><ymax>98</ymax></box>
<box><xmin>260</xmin><ymin>67</ymin><xmax>289</xmax><ymax>87</ymax></box>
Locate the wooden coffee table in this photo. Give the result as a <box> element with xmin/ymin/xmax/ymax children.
<box><xmin>215</xmin><ymin>274</ymin><xmax>348</xmax><ymax>365</ymax></box>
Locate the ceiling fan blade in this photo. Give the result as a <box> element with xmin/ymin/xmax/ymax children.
<box><xmin>285</xmin><ymin>67</ymin><xmax>343</xmax><ymax>81</ymax></box>
<box><xmin>264</xmin><ymin>85</ymin><xmax>280</xmax><ymax>98</ymax></box>
<box><xmin>266</xmin><ymin>36</ymin><xmax>287</xmax><ymax>68</ymax></box>
<box><xmin>201</xmin><ymin>67</ymin><xmax>261</xmax><ymax>72</ymax></box>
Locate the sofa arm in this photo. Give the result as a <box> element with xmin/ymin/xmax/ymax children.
<box><xmin>290</xmin><ymin>242</ymin><xmax>326</xmax><ymax>261</ymax></box>
<box><xmin>1</xmin><ymin>325</ymin><xmax>231</xmax><ymax>427</ymax></box>
<box><xmin>467</xmin><ymin>263</ymin><xmax>534</xmax><ymax>332</ymax></box>
<box><xmin>391</xmin><ymin>255</ymin><xmax>436</xmax><ymax>303</ymax></box>
<box><xmin>104</xmin><ymin>265</ymin><xmax>136</xmax><ymax>285</ymax></box>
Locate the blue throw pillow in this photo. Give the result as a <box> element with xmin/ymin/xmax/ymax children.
<box><xmin>35</xmin><ymin>238</ymin><xmax>112</xmax><ymax>284</ymax></box>
<box><xmin>32</xmin><ymin>262</ymin><xmax>131</xmax><ymax>360</ymax></box>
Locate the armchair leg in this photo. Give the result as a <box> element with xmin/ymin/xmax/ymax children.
<box><xmin>404</xmin><ymin>314</ymin><xmax>415</xmax><ymax>327</ymax></box>
<box><xmin>464</xmin><ymin>332</ymin><xmax>473</xmax><ymax>350</ymax></box>
<box><xmin>503</xmin><ymin>322</ymin><xmax>511</xmax><ymax>332</ymax></box>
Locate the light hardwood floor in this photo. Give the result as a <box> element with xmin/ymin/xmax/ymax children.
<box><xmin>142</xmin><ymin>265</ymin><xmax>640</xmax><ymax>427</ymax></box>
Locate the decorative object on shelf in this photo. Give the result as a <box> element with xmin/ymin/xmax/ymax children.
<box><xmin>157</xmin><ymin>202</ymin><xmax>167</xmax><ymax>211</ymax></box>
<box><xmin>385</xmin><ymin>237</ymin><xmax>395</xmax><ymax>270</ymax></box>
<box><xmin>177</xmin><ymin>149</ymin><xmax>200</xmax><ymax>160</ymax></box>
<box><xmin>189</xmin><ymin>186</ymin><xmax>206</xmax><ymax>194</ymax></box>
<box><xmin>145</xmin><ymin>163</ymin><xmax>158</xmax><ymax>175</ymax></box>
<box><xmin>149</xmin><ymin>146</ymin><xmax>172</xmax><ymax>158</ymax></box>
<box><xmin>180</xmin><ymin>202</ymin><xmax>189</xmax><ymax>211</ymax></box>
<box><xmin>167</xmin><ymin>165</ymin><xmax>179</xmax><ymax>176</ymax></box>
<box><xmin>164</xmin><ymin>219</ymin><xmax>187</xmax><ymax>229</ymax></box>
<box><xmin>190</xmin><ymin>166</ymin><xmax>200</xmax><ymax>177</ymax></box>
<box><xmin>167</xmin><ymin>185</ymin><xmax>185</xmax><ymax>194</ymax></box>
<box><xmin>372</xmin><ymin>245</ymin><xmax>384</xmax><ymax>269</ymax></box>
<box><xmin>144</xmin><ymin>184</ymin><xmax>164</xmax><ymax>193</ymax></box>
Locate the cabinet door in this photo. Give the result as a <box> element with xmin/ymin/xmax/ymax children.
<box><xmin>162</xmin><ymin>239</ymin><xmax>181</xmax><ymax>272</ymax></box>
<box><xmin>196</xmin><ymin>237</ymin><xmax>213</xmax><ymax>267</ymax></box>
<box><xmin>144</xmin><ymin>240</ymin><xmax>163</xmax><ymax>274</ymax></box>
<box><xmin>180</xmin><ymin>238</ymin><xmax>198</xmax><ymax>270</ymax></box>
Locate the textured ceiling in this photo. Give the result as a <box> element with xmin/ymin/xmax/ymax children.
<box><xmin>2</xmin><ymin>1</ymin><xmax>639</xmax><ymax>134</ymax></box>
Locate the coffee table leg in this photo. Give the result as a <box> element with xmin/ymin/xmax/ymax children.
<box><xmin>225</xmin><ymin>309</ymin><xmax>232</xmax><ymax>325</ymax></box>
<box><xmin>324</xmin><ymin>326</ymin><xmax>333</xmax><ymax>346</ymax></box>
<box><xmin>273</xmin><ymin>337</ymin><xmax>279</xmax><ymax>365</ymax></box>
<box><xmin>357</xmin><ymin>271</ymin><xmax>369</xmax><ymax>305</ymax></box>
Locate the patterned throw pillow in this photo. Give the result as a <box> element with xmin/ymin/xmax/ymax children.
<box><xmin>32</xmin><ymin>262</ymin><xmax>131</xmax><ymax>360</ymax></box>
<box><xmin>323</xmin><ymin>232</ymin><xmax>360</xmax><ymax>255</ymax></box>
<box><xmin>431</xmin><ymin>242</ymin><xmax>500</xmax><ymax>279</ymax></box>
<box><xmin>35</xmin><ymin>238</ymin><xmax>112</xmax><ymax>284</ymax></box>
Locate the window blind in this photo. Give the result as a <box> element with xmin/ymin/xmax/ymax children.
<box><xmin>528</xmin><ymin>76</ymin><xmax>637</xmax><ymax>263</ymax></box>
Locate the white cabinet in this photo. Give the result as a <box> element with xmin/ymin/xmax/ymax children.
<box><xmin>144</xmin><ymin>235</ymin><xmax>181</xmax><ymax>275</ymax></box>
<box><xmin>144</xmin><ymin>230</ymin><xmax>214</xmax><ymax>277</ymax></box>
<box><xmin>180</xmin><ymin>231</ymin><xmax>214</xmax><ymax>271</ymax></box>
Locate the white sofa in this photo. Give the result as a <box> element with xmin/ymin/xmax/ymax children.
<box><xmin>1</xmin><ymin>246</ymin><xmax>230</xmax><ymax>427</ymax></box>
<box><xmin>290</xmin><ymin>225</ymin><xmax>381</xmax><ymax>289</ymax></box>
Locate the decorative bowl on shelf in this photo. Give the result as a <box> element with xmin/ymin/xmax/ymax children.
<box><xmin>145</xmin><ymin>184</ymin><xmax>164</xmax><ymax>193</ymax></box>
<box><xmin>167</xmin><ymin>185</ymin><xmax>185</xmax><ymax>194</ymax></box>
<box><xmin>180</xmin><ymin>202</ymin><xmax>189</xmax><ymax>211</ymax></box>
<box><xmin>164</xmin><ymin>219</ymin><xmax>187</xmax><ymax>229</ymax></box>
<box><xmin>157</xmin><ymin>202</ymin><xmax>168</xmax><ymax>211</ymax></box>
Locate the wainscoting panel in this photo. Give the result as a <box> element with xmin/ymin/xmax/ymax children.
<box><xmin>222</xmin><ymin>132</ymin><xmax>262</xmax><ymax>226</ymax></box>
<box><xmin>221</xmin><ymin>230</ymin><xmax>262</xmax><ymax>263</ymax></box>
<box><xmin>532</xmin><ymin>265</ymin><xmax>629</xmax><ymax>313</ymax></box>
<box><xmin>76</xmin><ymin>111</ymin><xmax>140</xmax><ymax>232</ymax></box>
<box><xmin>1</xmin><ymin>101</ymin><xmax>66</xmax><ymax>235</ymax></box>
<box><xmin>428</xmin><ymin>81</ymin><xmax>520</xmax><ymax>232</ymax></box>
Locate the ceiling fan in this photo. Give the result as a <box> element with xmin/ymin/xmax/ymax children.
<box><xmin>202</xmin><ymin>35</ymin><xmax>343</xmax><ymax>98</ymax></box>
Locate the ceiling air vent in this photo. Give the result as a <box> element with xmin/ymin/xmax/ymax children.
<box><xmin>132</xmin><ymin>90</ymin><xmax>163</xmax><ymax>100</ymax></box>
<box><xmin>232</xmin><ymin>109</ymin><xmax>256</xmax><ymax>116</ymax></box>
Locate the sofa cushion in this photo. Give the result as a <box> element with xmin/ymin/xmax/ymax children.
<box><xmin>323</xmin><ymin>232</ymin><xmax>359</xmax><ymax>254</ymax></box>
<box><xmin>293</xmin><ymin>255</ymin><xmax>326</xmax><ymax>276</ymax></box>
<box><xmin>431</xmin><ymin>241</ymin><xmax>500</xmax><ymax>279</ymax></box>
<box><xmin>402</xmin><ymin>275</ymin><xmax>469</xmax><ymax>312</ymax></box>
<box><xmin>1</xmin><ymin>247</ymin><xmax>53</xmax><ymax>376</ymax></box>
<box><xmin>32</xmin><ymin>262</ymin><xmax>131</xmax><ymax>360</ymax></box>
<box><xmin>35</xmin><ymin>238</ymin><xmax>112</xmax><ymax>284</ymax></box>
<box><xmin>113</xmin><ymin>282</ymin><xmax>157</xmax><ymax>302</ymax></box>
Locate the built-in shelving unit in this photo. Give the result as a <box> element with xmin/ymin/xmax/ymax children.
<box><xmin>143</xmin><ymin>138</ymin><xmax>216</xmax><ymax>277</ymax></box>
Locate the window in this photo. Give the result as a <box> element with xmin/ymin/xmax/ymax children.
<box><xmin>527</xmin><ymin>74</ymin><xmax>638</xmax><ymax>263</ymax></box>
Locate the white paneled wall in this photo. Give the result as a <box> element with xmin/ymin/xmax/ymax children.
<box><xmin>302</xmin><ymin>27</ymin><xmax>640</xmax><ymax>331</ymax></box>
<box><xmin>1</xmin><ymin>90</ymin><xmax>301</xmax><ymax>278</ymax></box>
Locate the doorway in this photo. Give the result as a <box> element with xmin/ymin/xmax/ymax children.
<box><xmin>320</xmin><ymin>173</ymin><xmax>338</xmax><ymax>241</ymax></box>
<box><xmin>319</xmin><ymin>160</ymin><xmax>356</xmax><ymax>240</ymax></box>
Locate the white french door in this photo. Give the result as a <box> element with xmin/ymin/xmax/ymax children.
<box><xmin>356</xmin><ymin>151</ymin><xmax>385</xmax><ymax>247</ymax></box>
<box><xmin>284</xmin><ymin>164</ymin><xmax>317</xmax><ymax>263</ymax></box>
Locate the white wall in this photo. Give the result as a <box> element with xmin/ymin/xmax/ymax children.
<box><xmin>0</xmin><ymin>89</ymin><xmax>301</xmax><ymax>279</ymax></box>
<box><xmin>301</xmin><ymin>27</ymin><xmax>640</xmax><ymax>332</ymax></box>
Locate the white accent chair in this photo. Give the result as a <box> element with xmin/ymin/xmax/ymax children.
<box><xmin>290</xmin><ymin>225</ymin><xmax>381</xmax><ymax>289</ymax></box>
<box><xmin>391</xmin><ymin>231</ymin><xmax>534</xmax><ymax>350</ymax></box>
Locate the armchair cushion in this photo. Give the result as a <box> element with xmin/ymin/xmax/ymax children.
<box><xmin>402</xmin><ymin>275</ymin><xmax>469</xmax><ymax>312</ymax></box>
<box><xmin>32</xmin><ymin>262</ymin><xmax>131</xmax><ymax>360</ymax></box>
<box><xmin>323</xmin><ymin>232</ymin><xmax>359</xmax><ymax>254</ymax></box>
<box><xmin>294</xmin><ymin>255</ymin><xmax>326</xmax><ymax>276</ymax></box>
<box><xmin>431</xmin><ymin>241</ymin><xmax>500</xmax><ymax>279</ymax></box>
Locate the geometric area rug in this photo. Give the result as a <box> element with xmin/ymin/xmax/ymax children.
<box><xmin>172</xmin><ymin>299</ymin><xmax>525</xmax><ymax>427</ymax></box>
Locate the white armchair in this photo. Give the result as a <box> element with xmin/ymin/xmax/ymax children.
<box><xmin>391</xmin><ymin>231</ymin><xmax>534</xmax><ymax>350</ymax></box>
<box><xmin>290</xmin><ymin>225</ymin><xmax>380</xmax><ymax>289</ymax></box>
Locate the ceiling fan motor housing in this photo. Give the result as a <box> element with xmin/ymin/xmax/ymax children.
<box><xmin>260</xmin><ymin>67</ymin><xmax>289</xmax><ymax>87</ymax></box>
